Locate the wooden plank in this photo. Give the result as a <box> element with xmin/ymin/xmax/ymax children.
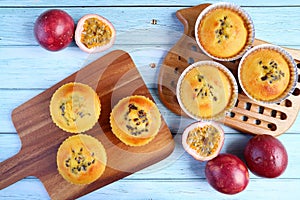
<box><xmin>2</xmin><ymin>133</ymin><xmax>300</xmax><ymax>179</ymax></box>
<box><xmin>0</xmin><ymin>45</ymin><xmax>299</xmax><ymax>90</ymax></box>
<box><xmin>0</xmin><ymin>0</ymin><xmax>300</xmax><ymax>7</ymax></box>
<box><xmin>0</xmin><ymin>46</ymin><xmax>173</xmax><ymax>89</ymax></box>
<box><xmin>0</xmin><ymin>50</ymin><xmax>174</xmax><ymax>199</ymax></box>
<box><xmin>1</xmin><ymin>171</ymin><xmax>300</xmax><ymax>200</ymax></box>
<box><xmin>0</xmin><ymin>7</ymin><xmax>300</xmax><ymax>46</ymax></box>
<box><xmin>80</xmin><ymin>179</ymin><xmax>300</xmax><ymax>200</ymax></box>
<box><xmin>0</xmin><ymin>1</ymin><xmax>299</xmax><ymax>200</ymax></box>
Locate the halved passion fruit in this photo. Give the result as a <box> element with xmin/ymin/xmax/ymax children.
<box><xmin>75</xmin><ymin>14</ymin><xmax>116</xmax><ymax>53</ymax></box>
<box><xmin>182</xmin><ymin>121</ymin><xmax>224</xmax><ymax>161</ymax></box>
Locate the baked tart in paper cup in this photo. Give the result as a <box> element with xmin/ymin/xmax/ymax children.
<box><xmin>195</xmin><ymin>2</ymin><xmax>255</xmax><ymax>61</ymax></box>
<box><xmin>110</xmin><ymin>95</ymin><xmax>162</xmax><ymax>147</ymax></box>
<box><xmin>50</xmin><ymin>82</ymin><xmax>101</xmax><ymax>133</ymax></box>
<box><xmin>56</xmin><ymin>134</ymin><xmax>107</xmax><ymax>185</ymax></box>
<box><xmin>238</xmin><ymin>44</ymin><xmax>298</xmax><ymax>103</ymax></box>
<box><xmin>176</xmin><ymin>60</ymin><xmax>238</xmax><ymax>121</ymax></box>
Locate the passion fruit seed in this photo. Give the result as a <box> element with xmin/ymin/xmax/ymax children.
<box><xmin>258</xmin><ymin>60</ymin><xmax>285</xmax><ymax>84</ymax></box>
<box><xmin>66</xmin><ymin>147</ymin><xmax>96</xmax><ymax>175</ymax></box>
<box><xmin>187</xmin><ymin>125</ymin><xmax>221</xmax><ymax>157</ymax></box>
<box><xmin>193</xmin><ymin>74</ymin><xmax>218</xmax><ymax>101</ymax></box>
<box><xmin>81</xmin><ymin>17</ymin><xmax>113</xmax><ymax>49</ymax></box>
<box><xmin>124</xmin><ymin>103</ymin><xmax>149</xmax><ymax>136</ymax></box>
<box><xmin>59</xmin><ymin>95</ymin><xmax>91</xmax><ymax>126</ymax></box>
<box><xmin>215</xmin><ymin>16</ymin><xmax>232</xmax><ymax>44</ymax></box>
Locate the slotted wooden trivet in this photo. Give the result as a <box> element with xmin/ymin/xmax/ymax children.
<box><xmin>158</xmin><ymin>4</ymin><xmax>300</xmax><ymax>136</ymax></box>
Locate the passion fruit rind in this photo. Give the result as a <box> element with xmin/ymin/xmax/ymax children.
<box><xmin>182</xmin><ymin>121</ymin><xmax>224</xmax><ymax>162</ymax></box>
<box><xmin>244</xmin><ymin>134</ymin><xmax>288</xmax><ymax>178</ymax></box>
<box><xmin>205</xmin><ymin>153</ymin><xmax>249</xmax><ymax>194</ymax></box>
<box><xmin>34</xmin><ymin>9</ymin><xmax>75</xmax><ymax>51</ymax></box>
<box><xmin>75</xmin><ymin>14</ymin><xmax>116</xmax><ymax>53</ymax></box>
<box><xmin>57</xmin><ymin>134</ymin><xmax>107</xmax><ymax>185</ymax></box>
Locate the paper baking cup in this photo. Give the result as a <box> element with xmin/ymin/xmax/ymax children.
<box><xmin>176</xmin><ymin>60</ymin><xmax>238</xmax><ymax>121</ymax></box>
<box><xmin>56</xmin><ymin>134</ymin><xmax>107</xmax><ymax>185</ymax></box>
<box><xmin>49</xmin><ymin>82</ymin><xmax>101</xmax><ymax>133</ymax></box>
<box><xmin>195</xmin><ymin>2</ymin><xmax>255</xmax><ymax>61</ymax></box>
<box><xmin>110</xmin><ymin>95</ymin><xmax>162</xmax><ymax>147</ymax></box>
<box><xmin>238</xmin><ymin>44</ymin><xmax>298</xmax><ymax>104</ymax></box>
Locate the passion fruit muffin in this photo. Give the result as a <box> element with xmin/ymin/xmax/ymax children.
<box><xmin>176</xmin><ymin>61</ymin><xmax>238</xmax><ymax>121</ymax></box>
<box><xmin>195</xmin><ymin>2</ymin><xmax>254</xmax><ymax>61</ymax></box>
<box><xmin>110</xmin><ymin>95</ymin><xmax>162</xmax><ymax>147</ymax></box>
<box><xmin>57</xmin><ymin>134</ymin><xmax>107</xmax><ymax>185</ymax></box>
<box><xmin>238</xmin><ymin>44</ymin><xmax>298</xmax><ymax>103</ymax></box>
<box><xmin>50</xmin><ymin>82</ymin><xmax>101</xmax><ymax>133</ymax></box>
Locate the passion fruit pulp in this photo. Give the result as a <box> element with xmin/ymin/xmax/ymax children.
<box><xmin>244</xmin><ymin>134</ymin><xmax>288</xmax><ymax>178</ymax></box>
<box><xmin>182</xmin><ymin>122</ymin><xmax>224</xmax><ymax>161</ymax></box>
<box><xmin>75</xmin><ymin>14</ymin><xmax>116</xmax><ymax>53</ymax></box>
<box><xmin>205</xmin><ymin>153</ymin><xmax>249</xmax><ymax>195</ymax></box>
<box><xmin>34</xmin><ymin>9</ymin><xmax>75</xmax><ymax>51</ymax></box>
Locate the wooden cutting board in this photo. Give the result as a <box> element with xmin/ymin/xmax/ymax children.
<box><xmin>0</xmin><ymin>50</ymin><xmax>175</xmax><ymax>199</ymax></box>
<box><xmin>158</xmin><ymin>4</ymin><xmax>300</xmax><ymax>136</ymax></box>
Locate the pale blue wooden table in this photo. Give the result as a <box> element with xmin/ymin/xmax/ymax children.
<box><xmin>1</xmin><ymin>1</ymin><xmax>300</xmax><ymax>199</ymax></box>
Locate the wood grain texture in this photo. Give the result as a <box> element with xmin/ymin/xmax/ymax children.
<box><xmin>0</xmin><ymin>45</ymin><xmax>299</xmax><ymax>90</ymax></box>
<box><xmin>1</xmin><ymin>1</ymin><xmax>300</xmax><ymax>199</ymax></box>
<box><xmin>1</xmin><ymin>88</ymin><xmax>300</xmax><ymax>135</ymax></box>
<box><xmin>0</xmin><ymin>7</ymin><xmax>300</xmax><ymax>46</ymax></box>
<box><xmin>0</xmin><ymin>50</ymin><xmax>174</xmax><ymax>199</ymax></box>
<box><xmin>2</xmin><ymin>177</ymin><xmax>300</xmax><ymax>200</ymax></box>
<box><xmin>158</xmin><ymin>4</ymin><xmax>300</xmax><ymax>136</ymax></box>
<box><xmin>1</xmin><ymin>0</ymin><xmax>300</xmax><ymax>6</ymax></box>
<box><xmin>2</xmin><ymin>133</ymin><xmax>300</xmax><ymax>179</ymax></box>
<box><xmin>1</xmin><ymin>133</ymin><xmax>300</xmax><ymax>199</ymax></box>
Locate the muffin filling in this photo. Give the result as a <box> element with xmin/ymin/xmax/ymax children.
<box><xmin>59</xmin><ymin>94</ymin><xmax>91</xmax><ymax>126</ymax></box>
<box><xmin>124</xmin><ymin>103</ymin><xmax>150</xmax><ymax>136</ymax></box>
<box><xmin>193</xmin><ymin>74</ymin><xmax>218</xmax><ymax>102</ymax></box>
<box><xmin>215</xmin><ymin>16</ymin><xmax>233</xmax><ymax>44</ymax></box>
<box><xmin>258</xmin><ymin>60</ymin><xmax>286</xmax><ymax>84</ymax></box>
<box><xmin>65</xmin><ymin>147</ymin><xmax>96</xmax><ymax>175</ymax></box>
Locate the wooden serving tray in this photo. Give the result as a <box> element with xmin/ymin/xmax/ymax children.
<box><xmin>158</xmin><ymin>4</ymin><xmax>300</xmax><ymax>136</ymax></box>
<box><xmin>0</xmin><ymin>50</ymin><xmax>174</xmax><ymax>200</ymax></box>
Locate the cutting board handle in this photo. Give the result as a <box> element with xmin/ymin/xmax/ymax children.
<box><xmin>175</xmin><ymin>3</ymin><xmax>211</xmax><ymax>37</ymax></box>
<box><xmin>0</xmin><ymin>149</ymin><xmax>32</xmax><ymax>190</ymax></box>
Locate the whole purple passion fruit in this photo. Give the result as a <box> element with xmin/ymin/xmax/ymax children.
<box><xmin>244</xmin><ymin>134</ymin><xmax>288</xmax><ymax>178</ymax></box>
<box><xmin>34</xmin><ymin>9</ymin><xmax>75</xmax><ymax>51</ymax></box>
<box><xmin>205</xmin><ymin>153</ymin><xmax>249</xmax><ymax>194</ymax></box>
